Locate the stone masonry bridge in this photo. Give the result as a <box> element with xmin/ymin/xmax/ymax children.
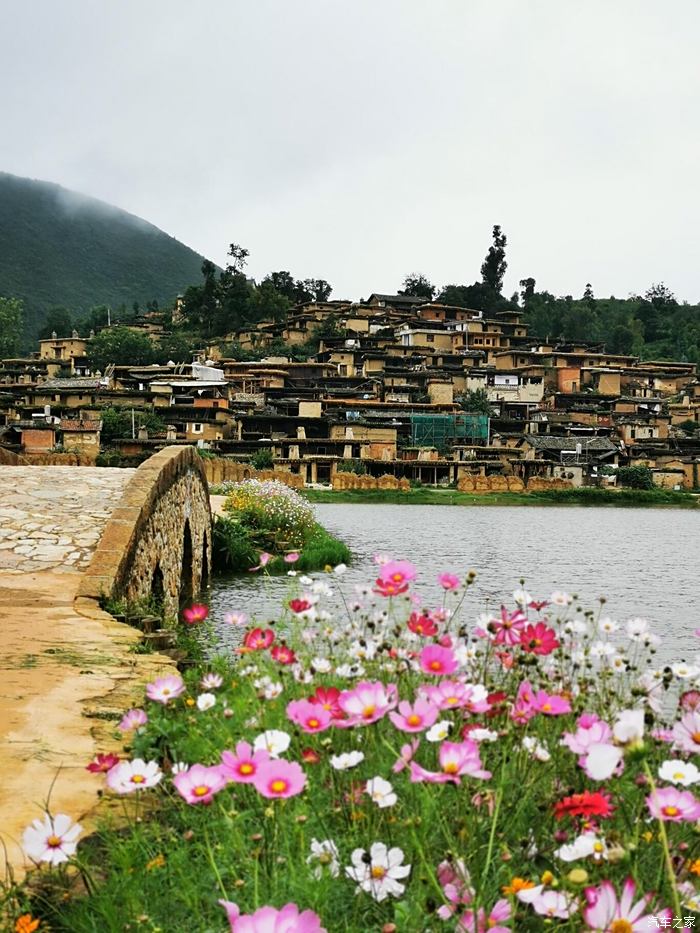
<box><xmin>0</xmin><ymin>447</ymin><xmax>211</xmax><ymax>874</ymax></box>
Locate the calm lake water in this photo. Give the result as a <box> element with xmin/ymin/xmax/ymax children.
<box><xmin>208</xmin><ymin>504</ymin><xmax>698</xmax><ymax>663</ymax></box>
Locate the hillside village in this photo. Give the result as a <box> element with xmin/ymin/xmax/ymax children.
<box><xmin>1</xmin><ymin>292</ymin><xmax>699</xmax><ymax>491</ymax></box>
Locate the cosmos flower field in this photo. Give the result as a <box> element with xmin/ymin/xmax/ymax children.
<box><xmin>10</xmin><ymin>559</ymin><xmax>700</xmax><ymax>931</ymax></box>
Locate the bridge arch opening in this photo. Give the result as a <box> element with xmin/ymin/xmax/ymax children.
<box><xmin>201</xmin><ymin>532</ymin><xmax>209</xmax><ymax>589</ymax></box>
<box><xmin>180</xmin><ymin>519</ymin><xmax>193</xmax><ymax>604</ymax></box>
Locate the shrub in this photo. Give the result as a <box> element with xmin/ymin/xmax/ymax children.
<box><xmin>250</xmin><ymin>448</ymin><xmax>275</xmax><ymax>470</ymax></box>
<box><xmin>616</xmin><ymin>465</ymin><xmax>654</xmax><ymax>489</ymax></box>
<box><xmin>338</xmin><ymin>459</ymin><xmax>367</xmax><ymax>475</ymax></box>
<box><xmin>223</xmin><ymin>479</ymin><xmax>316</xmax><ymax>550</ymax></box>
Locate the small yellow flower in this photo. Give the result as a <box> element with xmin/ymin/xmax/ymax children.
<box><xmin>567</xmin><ymin>868</ymin><xmax>588</xmax><ymax>885</ymax></box>
<box><xmin>642</xmin><ymin>830</ymin><xmax>654</xmax><ymax>843</ymax></box>
<box><xmin>15</xmin><ymin>916</ymin><xmax>40</xmax><ymax>933</ymax></box>
<box><xmin>324</xmin><ymin>564</ymin><xmax>333</xmax><ymax>573</ymax></box>
<box><xmin>688</xmin><ymin>857</ymin><xmax>700</xmax><ymax>876</ymax></box>
<box><xmin>502</xmin><ymin>877</ymin><xmax>535</xmax><ymax>896</ymax></box>
<box><xmin>185</xmin><ymin>697</ymin><xmax>195</xmax><ymax>707</ymax></box>
<box><xmin>146</xmin><ymin>853</ymin><xmax>165</xmax><ymax>871</ymax></box>
<box><xmin>540</xmin><ymin>870</ymin><xmax>555</xmax><ymax>886</ymax></box>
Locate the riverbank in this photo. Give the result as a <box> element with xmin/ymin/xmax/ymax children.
<box><xmin>302</xmin><ymin>485</ymin><xmax>699</xmax><ymax>508</ymax></box>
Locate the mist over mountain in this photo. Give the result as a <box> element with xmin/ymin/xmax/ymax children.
<box><xmin>0</xmin><ymin>172</ymin><xmax>208</xmax><ymax>343</ymax></box>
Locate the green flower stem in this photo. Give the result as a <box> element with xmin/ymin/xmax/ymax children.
<box><xmin>643</xmin><ymin>760</ymin><xmax>683</xmax><ymax>919</ymax></box>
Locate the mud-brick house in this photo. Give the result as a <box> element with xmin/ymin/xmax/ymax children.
<box><xmin>60</xmin><ymin>418</ymin><xmax>102</xmax><ymax>453</ymax></box>
<box><xmin>38</xmin><ymin>332</ymin><xmax>88</xmax><ymax>366</ymax></box>
<box><xmin>28</xmin><ymin>376</ymin><xmax>107</xmax><ymax>410</ymax></box>
<box><xmin>2</xmin><ymin>419</ymin><xmax>56</xmax><ymax>453</ymax></box>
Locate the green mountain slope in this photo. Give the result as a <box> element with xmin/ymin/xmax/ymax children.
<box><xmin>0</xmin><ymin>172</ymin><xmax>209</xmax><ymax>342</ymax></box>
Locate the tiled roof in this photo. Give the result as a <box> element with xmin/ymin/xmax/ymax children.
<box><xmin>60</xmin><ymin>419</ymin><xmax>102</xmax><ymax>432</ymax></box>
<box><xmin>40</xmin><ymin>377</ymin><xmax>102</xmax><ymax>390</ymax></box>
<box><xmin>524</xmin><ymin>436</ymin><xmax>617</xmax><ymax>451</ymax></box>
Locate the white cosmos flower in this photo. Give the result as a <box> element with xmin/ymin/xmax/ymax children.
<box><xmin>672</xmin><ymin>663</ymin><xmax>700</xmax><ymax>680</ymax></box>
<box><xmin>263</xmin><ymin>681</ymin><xmax>283</xmax><ymax>699</ymax></box>
<box><xmin>522</xmin><ymin>736</ymin><xmax>551</xmax><ymax>762</ymax></box>
<box><xmin>554</xmin><ymin>832</ymin><xmax>607</xmax><ymax>862</ymax></box>
<box><xmin>590</xmin><ymin>641</ymin><xmax>616</xmax><ymax>659</ymax></box>
<box><xmin>513</xmin><ymin>589</ymin><xmax>532</xmax><ymax>607</ymax></box>
<box><xmin>333</xmin><ymin>563</ymin><xmax>348</xmax><ymax>575</ymax></box>
<box><xmin>253</xmin><ymin>729</ymin><xmax>290</xmax><ymax>758</ymax></box>
<box><xmin>626</xmin><ymin>617</ymin><xmax>650</xmax><ymax>641</ymax></box>
<box><xmin>365</xmin><ymin>776</ymin><xmax>397</xmax><ymax>808</ymax></box>
<box><xmin>171</xmin><ymin>761</ymin><xmax>189</xmax><ymax>774</ymax></box>
<box><xmin>598</xmin><ymin>617</ymin><xmax>619</xmax><ymax>635</ymax></box>
<box><xmin>307</xmin><ymin>838</ymin><xmax>340</xmax><ymax>879</ymax></box>
<box><xmin>583</xmin><ymin>743</ymin><xmax>623</xmax><ymax>781</ymax></box>
<box><xmin>658</xmin><ymin>759</ymin><xmax>700</xmax><ymax>786</ymax></box>
<box><xmin>564</xmin><ymin>619</ymin><xmax>589</xmax><ymax>636</ymax></box>
<box><xmin>469</xmin><ymin>728</ymin><xmax>499</xmax><ymax>743</ymax></box>
<box><xmin>106</xmin><ymin>759</ymin><xmax>162</xmax><ymax>794</ymax></box>
<box><xmin>550</xmin><ymin>591</ymin><xmax>573</xmax><ymax>606</ymax></box>
<box><xmin>350</xmin><ymin>639</ymin><xmax>377</xmax><ymax>660</ymax></box>
<box><xmin>22</xmin><ymin>813</ymin><xmax>82</xmax><ymax>866</ymax></box>
<box><xmin>310</xmin><ymin>581</ymin><xmax>333</xmax><ymax>597</ymax></box>
<box><xmin>426</xmin><ymin>720</ymin><xmax>452</xmax><ymax>742</ymax></box>
<box><xmin>613</xmin><ymin>708</ymin><xmax>644</xmax><ymax>744</ymax></box>
<box><xmin>196</xmin><ymin>693</ymin><xmax>216</xmax><ymax>711</ymax></box>
<box><xmin>312</xmin><ymin>657</ymin><xmax>332</xmax><ymax>673</ymax></box>
<box><xmin>330</xmin><ymin>751</ymin><xmax>365</xmax><ymax>770</ymax></box>
<box><xmin>299</xmin><ymin>575</ymin><xmax>313</xmax><ymax>586</ymax></box>
<box><xmin>335</xmin><ymin>663</ymin><xmax>365</xmax><ymax>679</ymax></box>
<box><xmin>345</xmin><ymin>842</ymin><xmax>411</xmax><ymax>902</ymax></box>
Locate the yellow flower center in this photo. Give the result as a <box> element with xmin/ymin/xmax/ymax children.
<box><xmin>308</xmin><ymin>718</ymin><xmax>320</xmax><ymax>729</ymax></box>
<box><xmin>193</xmin><ymin>785</ymin><xmax>210</xmax><ymax>797</ymax></box>
<box><xmin>46</xmin><ymin>834</ymin><xmax>62</xmax><ymax>848</ymax></box>
<box><xmin>371</xmin><ymin>865</ymin><xmax>387</xmax><ymax>879</ymax></box>
<box><xmin>443</xmin><ymin>762</ymin><xmax>459</xmax><ymax>774</ymax></box>
<box><xmin>663</xmin><ymin>806</ymin><xmax>679</xmax><ymax>817</ymax></box>
<box><xmin>239</xmin><ymin>763</ymin><xmax>254</xmax><ymax>775</ymax></box>
<box><xmin>407</xmin><ymin>714</ymin><xmax>421</xmax><ymax>726</ymax></box>
<box><xmin>131</xmin><ymin>774</ymin><xmax>145</xmax><ymax>784</ymax></box>
<box><xmin>446</xmin><ymin>697</ymin><xmax>459</xmax><ymax>705</ymax></box>
<box><xmin>362</xmin><ymin>706</ymin><xmax>376</xmax><ymax>719</ymax></box>
<box><xmin>541</xmin><ymin>702</ymin><xmax>552</xmax><ymax>712</ymax></box>
<box><xmin>270</xmin><ymin>779</ymin><xmax>288</xmax><ymax>794</ymax></box>
<box><xmin>610</xmin><ymin>921</ymin><xmax>633</xmax><ymax>933</ymax></box>
<box><xmin>673</xmin><ymin>771</ymin><xmax>686</xmax><ymax>780</ymax></box>
<box><xmin>429</xmin><ymin>661</ymin><xmax>443</xmax><ymax>671</ymax></box>
<box><xmin>691</xmin><ymin>731</ymin><xmax>700</xmax><ymax>744</ymax></box>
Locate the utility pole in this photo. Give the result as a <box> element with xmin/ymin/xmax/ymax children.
<box><xmin>131</xmin><ymin>409</ymin><xmax>135</xmax><ymax>439</ymax></box>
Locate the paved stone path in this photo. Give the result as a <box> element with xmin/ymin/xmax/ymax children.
<box><xmin>0</xmin><ymin>466</ymin><xmax>176</xmax><ymax>877</ymax></box>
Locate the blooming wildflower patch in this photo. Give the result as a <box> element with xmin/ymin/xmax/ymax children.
<box><xmin>24</xmin><ymin>561</ymin><xmax>700</xmax><ymax>931</ymax></box>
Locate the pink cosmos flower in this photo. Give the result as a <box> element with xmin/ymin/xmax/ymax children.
<box><xmin>562</xmin><ymin>714</ymin><xmax>613</xmax><ymax>755</ymax></box>
<box><xmin>378</xmin><ymin>559</ymin><xmax>417</xmax><ymax>586</ymax></box>
<box><xmin>518</xmin><ymin>621</ymin><xmax>560</xmax><ymax>655</ymax></box>
<box><xmin>672</xmin><ymin>709</ymin><xmax>700</xmax><ymax>754</ymax></box>
<box><xmin>531</xmin><ymin>689</ymin><xmax>571</xmax><ymax>716</ymax></box>
<box><xmin>419</xmin><ymin>644</ymin><xmax>458</xmax><ymax>677</ymax></box>
<box><xmin>646</xmin><ymin>785</ymin><xmax>700</xmax><ymax>822</ymax></box>
<box><xmin>458</xmin><ymin>899</ymin><xmax>511</xmax><ymax>933</ymax></box>
<box><xmin>284</xmin><ymin>552</ymin><xmax>300</xmax><ymax>563</ymax></box>
<box><xmin>680</xmin><ymin>690</ymin><xmax>700</xmax><ymax>711</ymax></box>
<box><xmin>182</xmin><ymin>603</ymin><xmax>208</xmax><ymax>624</ymax></box>
<box><xmin>389</xmin><ymin>698</ymin><xmax>440</xmax><ymax>733</ymax></box>
<box><xmin>271</xmin><ymin>644</ymin><xmax>297</xmax><ymax>665</ymax></box>
<box><xmin>407</xmin><ymin>611</ymin><xmax>439</xmax><ymax>637</ymax></box>
<box><xmin>173</xmin><ymin>763</ymin><xmax>228</xmax><ymax>805</ymax></box>
<box><xmin>224</xmin><ymin>611</ymin><xmax>248</xmax><ymax>626</ymax></box>
<box><xmin>249</xmin><ymin>552</ymin><xmax>272</xmax><ymax>572</ymax></box>
<box><xmin>410</xmin><ymin>740</ymin><xmax>491</xmax><ymax>784</ymax></box>
<box><xmin>219</xmin><ymin>900</ymin><xmax>326</xmax><ymax>932</ymax></box>
<box><xmin>392</xmin><ymin>739</ymin><xmax>420</xmax><ymax>773</ymax></box>
<box><xmin>287</xmin><ymin>699</ymin><xmax>332</xmax><ymax>733</ymax></box>
<box><xmin>490</xmin><ymin>606</ymin><xmax>527</xmax><ymax>645</ymax></box>
<box><xmin>106</xmin><ymin>758</ymin><xmax>162</xmax><ymax>794</ymax></box>
<box><xmin>437</xmin><ymin>572</ymin><xmax>461</xmax><ymax>591</ymax></box>
<box><xmin>373</xmin><ymin>577</ymin><xmax>409</xmax><ymax>597</ymax></box>
<box><xmin>517</xmin><ymin>885</ymin><xmax>578</xmax><ymax>920</ymax></box>
<box><xmin>308</xmin><ymin>686</ymin><xmax>343</xmax><ymax>719</ymax></box>
<box><xmin>145</xmin><ymin>674</ymin><xmax>185</xmax><ymax>705</ymax></box>
<box><xmin>337</xmin><ymin>681</ymin><xmax>397</xmax><ymax>727</ymax></box>
<box><xmin>86</xmin><ymin>752</ymin><xmax>120</xmax><ymax>773</ymax></box>
<box><xmin>220</xmin><ymin>742</ymin><xmax>271</xmax><ymax>784</ymax></box>
<box><xmin>242</xmin><ymin>627</ymin><xmax>275</xmax><ymax>651</ymax></box>
<box><xmin>253</xmin><ymin>759</ymin><xmax>307</xmax><ymax>799</ymax></box>
<box><xmin>117</xmin><ymin>708</ymin><xmax>148</xmax><ymax>732</ymax></box>
<box><xmin>582</xmin><ymin>878</ymin><xmax>672</xmax><ymax>930</ymax></box>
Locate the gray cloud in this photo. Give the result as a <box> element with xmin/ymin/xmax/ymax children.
<box><xmin>1</xmin><ymin>0</ymin><xmax>699</xmax><ymax>301</ymax></box>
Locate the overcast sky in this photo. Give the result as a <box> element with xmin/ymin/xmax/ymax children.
<box><xmin>2</xmin><ymin>0</ymin><xmax>699</xmax><ymax>302</ymax></box>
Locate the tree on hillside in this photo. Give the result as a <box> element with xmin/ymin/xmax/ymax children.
<box><xmin>400</xmin><ymin>273</ymin><xmax>435</xmax><ymax>300</ymax></box>
<box><xmin>249</xmin><ymin>280</ymin><xmax>291</xmax><ymax>323</ymax></box>
<box><xmin>262</xmin><ymin>272</ymin><xmax>332</xmax><ymax>305</ymax></box>
<box><xmin>458</xmin><ymin>388</ymin><xmax>492</xmax><ymax>414</ymax></box>
<box><xmin>583</xmin><ymin>283</ymin><xmax>596</xmax><ymax>311</ymax></box>
<box><xmin>100</xmin><ymin>407</ymin><xmax>167</xmax><ymax>444</ymax></box>
<box><xmin>38</xmin><ymin>307</ymin><xmax>73</xmax><ymax>339</ymax></box>
<box><xmin>87</xmin><ymin>326</ymin><xmax>155</xmax><ymax>370</ymax></box>
<box><xmin>304</xmin><ymin>279</ymin><xmax>333</xmax><ymax>302</ymax></box>
<box><xmin>519</xmin><ymin>277</ymin><xmax>536</xmax><ymax>308</ymax></box>
<box><xmin>81</xmin><ymin>305</ymin><xmax>110</xmax><ymax>335</ymax></box>
<box><xmin>0</xmin><ymin>297</ymin><xmax>23</xmax><ymax>357</ymax></box>
<box><xmin>481</xmin><ymin>225</ymin><xmax>508</xmax><ymax>295</ymax></box>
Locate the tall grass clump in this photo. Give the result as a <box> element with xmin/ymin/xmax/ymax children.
<box><xmin>8</xmin><ymin>563</ymin><xmax>700</xmax><ymax>931</ymax></box>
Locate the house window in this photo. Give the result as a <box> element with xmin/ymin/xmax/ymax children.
<box><xmin>192</xmin><ymin>423</ymin><xmax>203</xmax><ymax>434</ymax></box>
<box><xmin>426</xmin><ymin>334</ymin><xmax>434</xmax><ymax>342</ymax></box>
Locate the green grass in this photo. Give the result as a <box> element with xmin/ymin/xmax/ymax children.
<box><xmin>302</xmin><ymin>486</ymin><xmax>698</xmax><ymax>508</ymax></box>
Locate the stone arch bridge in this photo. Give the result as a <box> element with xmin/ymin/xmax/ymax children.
<box><xmin>0</xmin><ymin>446</ymin><xmax>211</xmax><ymax>874</ymax></box>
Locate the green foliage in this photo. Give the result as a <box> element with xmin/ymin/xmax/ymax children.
<box><xmin>399</xmin><ymin>272</ymin><xmax>435</xmax><ymax>300</ymax></box>
<box><xmin>211</xmin><ymin>515</ymin><xmax>258</xmax><ymax>572</ymax></box>
<box><xmin>250</xmin><ymin>448</ymin><xmax>275</xmax><ymax>470</ymax></box>
<box><xmin>616</xmin><ymin>464</ymin><xmax>655</xmax><ymax>489</ymax></box>
<box><xmin>480</xmin><ymin>223</ymin><xmax>508</xmax><ymax>295</ymax></box>
<box><xmin>99</xmin><ymin>407</ymin><xmax>167</xmax><ymax>444</ymax></box>
<box><xmin>338</xmin><ymin>459</ymin><xmax>367</xmax><ymax>475</ymax></box>
<box><xmin>0</xmin><ymin>296</ymin><xmax>23</xmax><ymax>357</ymax></box>
<box><xmin>0</xmin><ymin>172</ymin><xmax>208</xmax><ymax>344</ymax></box>
<box><xmin>38</xmin><ymin>306</ymin><xmax>73</xmax><ymax>339</ymax></box>
<box><xmin>223</xmin><ymin>479</ymin><xmax>317</xmax><ymax>551</ymax></box>
<box><xmin>86</xmin><ymin>326</ymin><xmax>156</xmax><ymax>369</ymax></box>
<box><xmin>458</xmin><ymin>388</ymin><xmax>492</xmax><ymax>415</ymax></box>
<box><xmin>677</xmin><ymin>418</ymin><xmax>698</xmax><ymax>435</ymax></box>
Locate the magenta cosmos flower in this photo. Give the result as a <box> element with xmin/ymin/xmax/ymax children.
<box><xmin>582</xmin><ymin>878</ymin><xmax>672</xmax><ymax>930</ymax></box>
<box><xmin>182</xmin><ymin>603</ymin><xmax>209</xmax><ymax>624</ymax></box>
<box><xmin>490</xmin><ymin>606</ymin><xmax>527</xmax><ymax>645</ymax></box>
<box><xmin>146</xmin><ymin>674</ymin><xmax>185</xmax><ymax>705</ymax></box>
<box><xmin>419</xmin><ymin>644</ymin><xmax>459</xmax><ymax>677</ymax></box>
<box><xmin>646</xmin><ymin>785</ymin><xmax>700</xmax><ymax>822</ymax></box>
<box><xmin>672</xmin><ymin>709</ymin><xmax>700</xmax><ymax>754</ymax></box>
<box><xmin>337</xmin><ymin>681</ymin><xmax>397</xmax><ymax>727</ymax></box>
<box><xmin>287</xmin><ymin>699</ymin><xmax>332</xmax><ymax>733</ymax></box>
<box><xmin>378</xmin><ymin>559</ymin><xmax>417</xmax><ymax>586</ymax></box>
<box><xmin>518</xmin><ymin>621</ymin><xmax>560</xmax><ymax>655</ymax></box>
<box><xmin>220</xmin><ymin>742</ymin><xmax>271</xmax><ymax>784</ymax></box>
<box><xmin>253</xmin><ymin>760</ymin><xmax>306</xmax><ymax>799</ymax></box>
<box><xmin>220</xmin><ymin>900</ymin><xmax>326</xmax><ymax>932</ymax></box>
<box><xmin>117</xmin><ymin>708</ymin><xmax>148</xmax><ymax>732</ymax></box>
<box><xmin>173</xmin><ymin>763</ymin><xmax>229</xmax><ymax>805</ymax></box>
<box><xmin>419</xmin><ymin>680</ymin><xmax>490</xmax><ymax>713</ymax></box>
<box><xmin>437</xmin><ymin>572</ymin><xmax>460</xmax><ymax>591</ymax></box>
<box><xmin>410</xmin><ymin>740</ymin><xmax>491</xmax><ymax>784</ymax></box>
<box><xmin>86</xmin><ymin>752</ymin><xmax>120</xmax><ymax>773</ymax></box>
<box><xmin>458</xmin><ymin>898</ymin><xmax>511</xmax><ymax>933</ymax></box>
<box><xmin>22</xmin><ymin>813</ymin><xmax>82</xmax><ymax>866</ymax></box>
<box><xmin>106</xmin><ymin>758</ymin><xmax>162</xmax><ymax>794</ymax></box>
<box><xmin>389</xmin><ymin>698</ymin><xmax>440</xmax><ymax>733</ymax></box>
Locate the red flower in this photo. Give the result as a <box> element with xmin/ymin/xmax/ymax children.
<box><xmin>309</xmin><ymin>686</ymin><xmax>343</xmax><ymax>719</ymax></box>
<box><xmin>301</xmin><ymin>747</ymin><xmax>321</xmax><ymax>764</ymax></box>
<box><xmin>519</xmin><ymin>622</ymin><xmax>560</xmax><ymax>656</ymax></box>
<box><xmin>86</xmin><ymin>752</ymin><xmax>120</xmax><ymax>773</ymax></box>
<box><xmin>554</xmin><ymin>791</ymin><xmax>615</xmax><ymax>822</ymax></box>
<box><xmin>270</xmin><ymin>644</ymin><xmax>296</xmax><ymax>665</ymax></box>
<box><xmin>373</xmin><ymin>577</ymin><xmax>409</xmax><ymax>597</ymax></box>
<box><xmin>408</xmin><ymin>612</ymin><xmax>438</xmax><ymax>637</ymax></box>
<box><xmin>528</xmin><ymin>599</ymin><xmax>549</xmax><ymax>611</ymax></box>
<box><xmin>289</xmin><ymin>599</ymin><xmax>313</xmax><ymax>614</ymax></box>
<box><xmin>242</xmin><ymin>627</ymin><xmax>275</xmax><ymax>651</ymax></box>
<box><xmin>182</xmin><ymin>603</ymin><xmax>209</xmax><ymax>625</ymax></box>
